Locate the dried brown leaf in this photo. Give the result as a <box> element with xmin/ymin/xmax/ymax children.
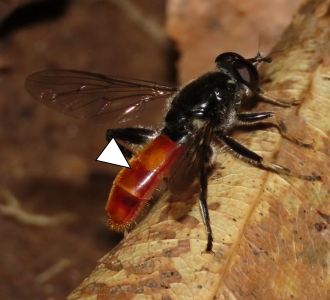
<box><xmin>68</xmin><ymin>0</ymin><xmax>330</xmax><ymax>299</ymax></box>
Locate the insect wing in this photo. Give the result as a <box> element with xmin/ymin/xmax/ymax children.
<box><xmin>168</xmin><ymin>121</ymin><xmax>214</xmax><ymax>195</ymax></box>
<box><xmin>25</xmin><ymin>70</ymin><xmax>177</xmax><ymax>126</ymax></box>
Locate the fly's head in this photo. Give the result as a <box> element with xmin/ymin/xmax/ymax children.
<box><xmin>215</xmin><ymin>52</ymin><xmax>272</xmax><ymax>94</ymax></box>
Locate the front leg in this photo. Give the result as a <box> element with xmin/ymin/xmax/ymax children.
<box><xmin>106</xmin><ymin>127</ymin><xmax>156</xmax><ymax>159</ymax></box>
<box><xmin>216</xmin><ymin>134</ymin><xmax>320</xmax><ymax>181</ymax></box>
<box><xmin>237</xmin><ymin>112</ymin><xmax>313</xmax><ymax>149</ymax></box>
<box><xmin>256</xmin><ymin>87</ymin><xmax>301</xmax><ymax>107</ymax></box>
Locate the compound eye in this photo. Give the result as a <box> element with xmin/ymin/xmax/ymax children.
<box><xmin>215</xmin><ymin>52</ymin><xmax>244</xmax><ymax>64</ymax></box>
<box><xmin>233</xmin><ymin>60</ymin><xmax>259</xmax><ymax>91</ymax></box>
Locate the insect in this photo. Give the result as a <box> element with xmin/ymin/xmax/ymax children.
<box><xmin>25</xmin><ymin>52</ymin><xmax>320</xmax><ymax>253</ymax></box>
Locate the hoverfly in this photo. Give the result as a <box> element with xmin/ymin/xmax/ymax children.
<box><xmin>25</xmin><ymin>52</ymin><xmax>319</xmax><ymax>253</ymax></box>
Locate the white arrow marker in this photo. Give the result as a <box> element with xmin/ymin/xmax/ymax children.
<box><xmin>96</xmin><ymin>138</ymin><xmax>131</xmax><ymax>168</ymax></box>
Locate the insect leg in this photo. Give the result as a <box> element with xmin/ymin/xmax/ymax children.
<box><xmin>200</xmin><ymin>164</ymin><xmax>214</xmax><ymax>255</ymax></box>
<box><xmin>106</xmin><ymin>127</ymin><xmax>156</xmax><ymax>158</ymax></box>
<box><xmin>106</xmin><ymin>127</ymin><xmax>156</xmax><ymax>143</ymax></box>
<box><xmin>237</xmin><ymin>112</ymin><xmax>313</xmax><ymax>149</ymax></box>
<box><xmin>216</xmin><ymin>134</ymin><xmax>320</xmax><ymax>181</ymax></box>
<box><xmin>256</xmin><ymin>87</ymin><xmax>301</xmax><ymax>107</ymax></box>
<box><xmin>237</xmin><ymin>112</ymin><xmax>273</xmax><ymax>122</ymax></box>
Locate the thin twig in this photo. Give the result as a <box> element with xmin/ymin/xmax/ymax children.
<box><xmin>0</xmin><ymin>187</ymin><xmax>77</xmax><ymax>226</ymax></box>
<box><xmin>107</xmin><ymin>0</ymin><xmax>168</xmax><ymax>47</ymax></box>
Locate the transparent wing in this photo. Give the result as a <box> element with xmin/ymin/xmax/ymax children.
<box><xmin>25</xmin><ymin>69</ymin><xmax>178</xmax><ymax>126</ymax></box>
<box><xmin>168</xmin><ymin>121</ymin><xmax>214</xmax><ymax>195</ymax></box>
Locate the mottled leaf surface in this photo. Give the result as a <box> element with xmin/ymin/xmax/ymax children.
<box><xmin>68</xmin><ymin>1</ymin><xmax>330</xmax><ymax>299</ymax></box>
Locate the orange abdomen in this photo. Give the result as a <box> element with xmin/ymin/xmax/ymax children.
<box><xmin>105</xmin><ymin>134</ymin><xmax>183</xmax><ymax>230</ymax></box>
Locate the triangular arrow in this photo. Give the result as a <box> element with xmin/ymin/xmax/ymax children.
<box><xmin>96</xmin><ymin>138</ymin><xmax>131</xmax><ymax>168</ymax></box>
